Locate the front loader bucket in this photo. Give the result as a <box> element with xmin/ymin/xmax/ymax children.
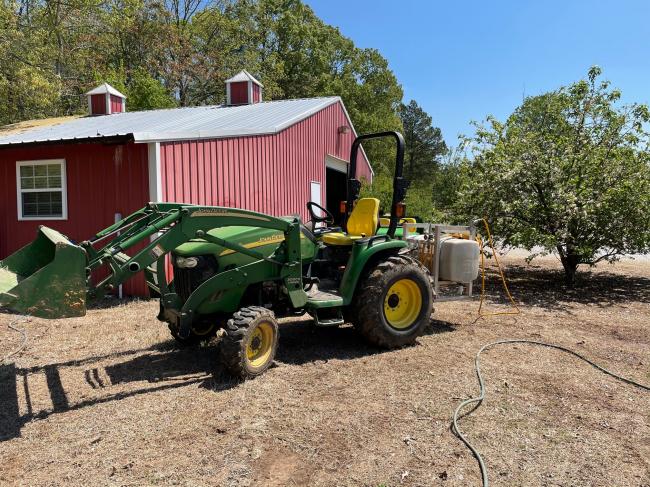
<box><xmin>0</xmin><ymin>227</ymin><xmax>87</xmax><ymax>318</ymax></box>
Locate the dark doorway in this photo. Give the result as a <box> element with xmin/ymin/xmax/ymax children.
<box><xmin>326</xmin><ymin>167</ymin><xmax>347</xmax><ymax>225</ymax></box>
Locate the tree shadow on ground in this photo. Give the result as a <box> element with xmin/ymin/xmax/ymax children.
<box><xmin>485</xmin><ymin>264</ymin><xmax>650</xmax><ymax>311</ymax></box>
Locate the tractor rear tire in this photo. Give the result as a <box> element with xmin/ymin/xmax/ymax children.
<box><xmin>219</xmin><ymin>306</ymin><xmax>279</xmax><ymax>379</ymax></box>
<box><xmin>353</xmin><ymin>255</ymin><xmax>432</xmax><ymax>348</ymax></box>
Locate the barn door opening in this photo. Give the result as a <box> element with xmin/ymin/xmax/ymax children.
<box><xmin>325</xmin><ymin>167</ymin><xmax>347</xmax><ymax>226</ymax></box>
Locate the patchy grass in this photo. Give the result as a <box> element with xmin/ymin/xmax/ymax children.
<box><xmin>0</xmin><ymin>255</ymin><xmax>649</xmax><ymax>486</ymax></box>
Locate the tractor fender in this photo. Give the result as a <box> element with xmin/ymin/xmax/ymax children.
<box><xmin>339</xmin><ymin>239</ymin><xmax>407</xmax><ymax>305</ymax></box>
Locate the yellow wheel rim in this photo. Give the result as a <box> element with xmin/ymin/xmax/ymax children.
<box><xmin>383</xmin><ymin>278</ymin><xmax>423</xmax><ymax>329</ymax></box>
<box><xmin>246</xmin><ymin>321</ymin><xmax>275</xmax><ymax>368</ymax></box>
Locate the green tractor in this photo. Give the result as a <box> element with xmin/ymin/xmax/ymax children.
<box><xmin>0</xmin><ymin>131</ymin><xmax>433</xmax><ymax>378</ymax></box>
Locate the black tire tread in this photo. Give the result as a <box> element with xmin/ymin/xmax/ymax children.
<box><xmin>219</xmin><ymin>306</ymin><xmax>278</xmax><ymax>379</ymax></box>
<box><xmin>354</xmin><ymin>254</ymin><xmax>432</xmax><ymax>348</ymax></box>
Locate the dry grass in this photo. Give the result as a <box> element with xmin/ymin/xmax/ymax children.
<box><xmin>1</xmin><ymin>255</ymin><xmax>649</xmax><ymax>486</ymax></box>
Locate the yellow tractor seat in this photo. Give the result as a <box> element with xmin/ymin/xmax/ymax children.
<box><xmin>322</xmin><ymin>198</ymin><xmax>380</xmax><ymax>246</ymax></box>
<box><xmin>321</xmin><ymin>233</ymin><xmax>363</xmax><ymax>245</ymax></box>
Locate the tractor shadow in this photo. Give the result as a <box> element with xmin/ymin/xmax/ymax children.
<box><xmin>481</xmin><ymin>263</ymin><xmax>650</xmax><ymax>311</ymax></box>
<box><xmin>275</xmin><ymin>317</ymin><xmax>456</xmax><ymax>366</ymax></box>
<box><xmin>0</xmin><ymin>341</ymin><xmax>235</xmax><ymax>443</ymax></box>
<box><xmin>1</xmin><ymin>317</ymin><xmax>456</xmax><ymax>442</ymax></box>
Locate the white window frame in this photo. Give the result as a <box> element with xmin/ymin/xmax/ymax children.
<box><xmin>16</xmin><ymin>159</ymin><xmax>68</xmax><ymax>221</ymax></box>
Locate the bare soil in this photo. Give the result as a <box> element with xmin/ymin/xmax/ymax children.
<box><xmin>1</xmin><ymin>255</ymin><xmax>649</xmax><ymax>486</ymax></box>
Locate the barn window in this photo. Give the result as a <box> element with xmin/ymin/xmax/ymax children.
<box><xmin>16</xmin><ymin>160</ymin><xmax>67</xmax><ymax>220</ymax></box>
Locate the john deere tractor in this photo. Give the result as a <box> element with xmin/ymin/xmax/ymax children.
<box><xmin>0</xmin><ymin>131</ymin><xmax>433</xmax><ymax>378</ymax></box>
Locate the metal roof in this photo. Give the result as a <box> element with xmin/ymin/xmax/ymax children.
<box><xmin>0</xmin><ymin>97</ymin><xmax>342</xmax><ymax>147</ymax></box>
<box><xmin>224</xmin><ymin>69</ymin><xmax>263</xmax><ymax>87</ymax></box>
<box><xmin>85</xmin><ymin>83</ymin><xmax>127</xmax><ymax>98</ymax></box>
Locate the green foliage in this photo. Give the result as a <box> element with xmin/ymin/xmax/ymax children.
<box><xmin>360</xmin><ymin>172</ymin><xmax>393</xmax><ymax>213</ymax></box>
<box><xmin>360</xmin><ymin>99</ymin><xmax>448</xmax><ymax>222</ymax></box>
<box><xmin>360</xmin><ymin>172</ymin><xmax>443</xmax><ymax>223</ymax></box>
<box><xmin>360</xmin><ymin>99</ymin><xmax>453</xmax><ymax>222</ymax></box>
<box><xmin>0</xmin><ymin>0</ymin><xmax>403</xmax><ymax>155</ymax></box>
<box><xmin>126</xmin><ymin>69</ymin><xmax>177</xmax><ymax>110</ymax></box>
<box><xmin>405</xmin><ymin>182</ymin><xmax>444</xmax><ymax>222</ymax></box>
<box><xmin>400</xmin><ymin>100</ymin><xmax>447</xmax><ymax>182</ymax></box>
<box><xmin>210</xmin><ymin>0</ymin><xmax>403</xmax><ymax>167</ymax></box>
<box><xmin>458</xmin><ymin>67</ymin><xmax>650</xmax><ymax>284</ymax></box>
<box><xmin>0</xmin><ymin>1</ymin><xmax>62</xmax><ymax>123</ymax></box>
<box><xmin>432</xmin><ymin>145</ymin><xmax>464</xmax><ymax>221</ymax></box>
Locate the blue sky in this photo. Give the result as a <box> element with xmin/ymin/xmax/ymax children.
<box><xmin>305</xmin><ymin>0</ymin><xmax>650</xmax><ymax>146</ymax></box>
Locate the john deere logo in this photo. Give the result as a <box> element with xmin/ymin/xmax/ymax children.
<box><xmin>191</xmin><ymin>209</ymin><xmax>270</xmax><ymax>221</ymax></box>
<box><xmin>258</xmin><ymin>235</ymin><xmax>284</xmax><ymax>244</ymax></box>
<box><xmin>218</xmin><ymin>234</ymin><xmax>284</xmax><ymax>257</ymax></box>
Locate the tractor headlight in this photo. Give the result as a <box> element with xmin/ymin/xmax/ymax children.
<box><xmin>175</xmin><ymin>256</ymin><xmax>199</xmax><ymax>269</ymax></box>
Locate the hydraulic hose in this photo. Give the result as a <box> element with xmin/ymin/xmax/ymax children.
<box><xmin>452</xmin><ymin>339</ymin><xmax>650</xmax><ymax>487</ymax></box>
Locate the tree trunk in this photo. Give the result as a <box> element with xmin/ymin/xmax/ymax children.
<box><xmin>558</xmin><ymin>248</ymin><xmax>580</xmax><ymax>287</ymax></box>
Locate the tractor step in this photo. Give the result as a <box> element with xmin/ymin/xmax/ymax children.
<box><xmin>312</xmin><ymin>308</ymin><xmax>345</xmax><ymax>327</ymax></box>
<box><xmin>308</xmin><ymin>284</ymin><xmax>344</xmax><ymax>325</ymax></box>
<box><xmin>306</xmin><ymin>284</ymin><xmax>344</xmax><ymax>308</ymax></box>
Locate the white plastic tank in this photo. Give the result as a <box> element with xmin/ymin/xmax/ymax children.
<box><xmin>438</xmin><ymin>236</ymin><xmax>480</xmax><ymax>282</ymax></box>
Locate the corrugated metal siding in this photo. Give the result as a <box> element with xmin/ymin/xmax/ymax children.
<box><xmin>0</xmin><ymin>99</ymin><xmax>370</xmax><ymax>297</ymax></box>
<box><xmin>253</xmin><ymin>84</ymin><xmax>261</xmax><ymax>103</ymax></box>
<box><xmin>160</xmin><ymin>101</ymin><xmax>371</xmax><ymax>221</ymax></box>
<box><xmin>91</xmin><ymin>94</ymin><xmax>106</xmax><ymax>115</ymax></box>
<box><xmin>0</xmin><ymin>142</ymin><xmax>150</xmax><ymax>295</ymax></box>
<box><xmin>230</xmin><ymin>82</ymin><xmax>248</xmax><ymax>105</ymax></box>
<box><xmin>110</xmin><ymin>95</ymin><xmax>123</xmax><ymax>113</ymax></box>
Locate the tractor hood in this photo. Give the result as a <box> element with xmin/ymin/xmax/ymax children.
<box><xmin>173</xmin><ymin>220</ymin><xmax>316</xmax><ymax>263</ymax></box>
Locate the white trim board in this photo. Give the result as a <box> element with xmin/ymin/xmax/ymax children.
<box><xmin>148</xmin><ymin>142</ymin><xmax>162</xmax><ymax>202</ymax></box>
<box><xmin>325</xmin><ymin>154</ymin><xmax>348</xmax><ymax>174</ymax></box>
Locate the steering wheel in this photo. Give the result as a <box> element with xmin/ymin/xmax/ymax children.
<box><xmin>306</xmin><ymin>201</ymin><xmax>335</xmax><ymax>231</ymax></box>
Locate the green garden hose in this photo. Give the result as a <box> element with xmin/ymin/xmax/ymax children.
<box><xmin>452</xmin><ymin>339</ymin><xmax>650</xmax><ymax>487</ymax></box>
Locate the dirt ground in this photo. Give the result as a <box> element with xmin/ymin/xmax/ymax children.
<box><xmin>1</xmin><ymin>254</ymin><xmax>649</xmax><ymax>486</ymax></box>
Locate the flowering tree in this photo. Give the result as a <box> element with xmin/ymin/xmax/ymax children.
<box><xmin>460</xmin><ymin>67</ymin><xmax>650</xmax><ymax>285</ymax></box>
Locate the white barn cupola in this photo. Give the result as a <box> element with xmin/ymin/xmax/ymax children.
<box><xmin>225</xmin><ymin>70</ymin><xmax>263</xmax><ymax>106</ymax></box>
<box><xmin>86</xmin><ymin>83</ymin><xmax>126</xmax><ymax>116</ymax></box>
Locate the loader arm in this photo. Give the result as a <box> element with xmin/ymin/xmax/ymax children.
<box><xmin>0</xmin><ymin>203</ymin><xmax>307</xmax><ymax>320</ymax></box>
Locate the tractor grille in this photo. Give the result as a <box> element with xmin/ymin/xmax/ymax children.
<box><xmin>174</xmin><ymin>267</ymin><xmax>194</xmax><ymax>302</ymax></box>
<box><xmin>172</xmin><ymin>255</ymin><xmax>218</xmax><ymax>303</ymax></box>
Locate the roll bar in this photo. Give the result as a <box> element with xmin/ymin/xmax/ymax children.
<box><xmin>347</xmin><ymin>131</ymin><xmax>407</xmax><ymax>238</ymax></box>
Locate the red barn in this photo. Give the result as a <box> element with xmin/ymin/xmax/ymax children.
<box><xmin>0</xmin><ymin>72</ymin><xmax>372</xmax><ymax>295</ymax></box>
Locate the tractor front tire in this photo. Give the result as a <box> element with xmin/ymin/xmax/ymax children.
<box><xmin>354</xmin><ymin>255</ymin><xmax>432</xmax><ymax>348</ymax></box>
<box><xmin>219</xmin><ymin>306</ymin><xmax>279</xmax><ymax>379</ymax></box>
